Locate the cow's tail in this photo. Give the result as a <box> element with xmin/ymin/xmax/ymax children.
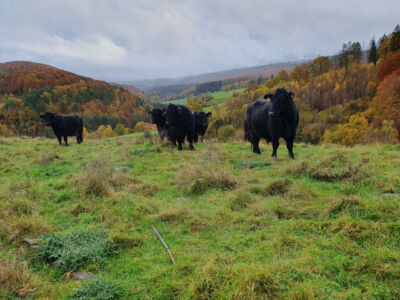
<box><xmin>78</xmin><ymin>120</ymin><xmax>83</xmax><ymax>144</ymax></box>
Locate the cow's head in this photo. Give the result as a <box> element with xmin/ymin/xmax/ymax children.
<box><xmin>148</xmin><ymin>108</ymin><xmax>166</xmax><ymax>125</ymax></box>
<box><xmin>165</xmin><ymin>104</ymin><xmax>182</xmax><ymax>126</ymax></box>
<box><xmin>265</xmin><ymin>88</ymin><xmax>294</xmax><ymax>119</ymax></box>
<box><xmin>40</xmin><ymin>112</ymin><xmax>57</xmax><ymax>126</ymax></box>
<box><xmin>194</xmin><ymin>111</ymin><xmax>212</xmax><ymax>127</ymax></box>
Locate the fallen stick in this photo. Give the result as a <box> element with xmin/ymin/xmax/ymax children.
<box><xmin>151</xmin><ymin>224</ymin><xmax>175</xmax><ymax>264</ymax></box>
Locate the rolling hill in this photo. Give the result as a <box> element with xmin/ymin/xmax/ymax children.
<box><xmin>0</xmin><ymin>61</ymin><xmax>148</xmax><ymax>134</ymax></box>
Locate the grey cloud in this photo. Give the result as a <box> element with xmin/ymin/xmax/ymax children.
<box><xmin>0</xmin><ymin>0</ymin><xmax>399</xmax><ymax>81</ymax></box>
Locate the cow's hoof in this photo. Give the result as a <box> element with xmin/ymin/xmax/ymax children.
<box><xmin>289</xmin><ymin>154</ymin><xmax>295</xmax><ymax>159</ymax></box>
<box><xmin>189</xmin><ymin>145</ymin><xmax>194</xmax><ymax>151</ymax></box>
<box><xmin>271</xmin><ymin>154</ymin><xmax>277</xmax><ymax>158</ymax></box>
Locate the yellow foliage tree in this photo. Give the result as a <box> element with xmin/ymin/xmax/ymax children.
<box><xmin>323</xmin><ymin>114</ymin><xmax>368</xmax><ymax>146</ymax></box>
<box><xmin>97</xmin><ymin>125</ymin><xmax>116</xmax><ymax>138</ymax></box>
<box><xmin>133</xmin><ymin>121</ymin><xmax>155</xmax><ymax>133</ymax></box>
<box><xmin>185</xmin><ymin>99</ymin><xmax>203</xmax><ymax>112</ymax></box>
<box><xmin>82</xmin><ymin>127</ymin><xmax>89</xmax><ymax>139</ymax></box>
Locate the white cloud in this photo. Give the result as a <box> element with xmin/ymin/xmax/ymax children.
<box><xmin>0</xmin><ymin>0</ymin><xmax>399</xmax><ymax>80</ymax></box>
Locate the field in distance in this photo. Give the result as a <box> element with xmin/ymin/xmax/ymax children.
<box><xmin>161</xmin><ymin>88</ymin><xmax>245</xmax><ymax>107</ymax></box>
<box><xmin>0</xmin><ymin>134</ymin><xmax>399</xmax><ymax>299</ymax></box>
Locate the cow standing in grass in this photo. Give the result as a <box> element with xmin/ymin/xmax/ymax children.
<box><xmin>193</xmin><ymin>111</ymin><xmax>212</xmax><ymax>142</ymax></box>
<box><xmin>40</xmin><ymin>112</ymin><xmax>83</xmax><ymax>146</ymax></box>
<box><xmin>149</xmin><ymin>108</ymin><xmax>168</xmax><ymax>141</ymax></box>
<box><xmin>244</xmin><ymin>88</ymin><xmax>299</xmax><ymax>158</ymax></box>
<box><xmin>165</xmin><ymin>104</ymin><xmax>195</xmax><ymax>151</ymax></box>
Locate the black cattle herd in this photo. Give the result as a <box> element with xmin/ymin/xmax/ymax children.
<box><xmin>40</xmin><ymin>88</ymin><xmax>299</xmax><ymax>158</ymax></box>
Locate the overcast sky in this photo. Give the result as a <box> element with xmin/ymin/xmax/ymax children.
<box><xmin>0</xmin><ymin>0</ymin><xmax>399</xmax><ymax>81</ymax></box>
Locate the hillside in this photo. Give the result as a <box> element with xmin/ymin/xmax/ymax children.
<box><xmin>204</xmin><ymin>26</ymin><xmax>400</xmax><ymax>146</ymax></box>
<box><xmin>0</xmin><ymin>61</ymin><xmax>59</xmax><ymax>75</ymax></box>
<box><xmin>0</xmin><ymin>61</ymin><xmax>149</xmax><ymax>134</ymax></box>
<box><xmin>124</xmin><ymin>61</ymin><xmax>297</xmax><ymax>91</ymax></box>
<box><xmin>0</xmin><ymin>135</ymin><xmax>399</xmax><ymax>299</ymax></box>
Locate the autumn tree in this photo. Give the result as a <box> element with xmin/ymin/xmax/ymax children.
<box><xmin>309</xmin><ymin>56</ymin><xmax>331</xmax><ymax>77</ymax></box>
<box><xmin>339</xmin><ymin>41</ymin><xmax>362</xmax><ymax>69</ymax></box>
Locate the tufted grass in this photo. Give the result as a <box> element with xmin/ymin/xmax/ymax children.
<box><xmin>0</xmin><ymin>134</ymin><xmax>399</xmax><ymax>299</ymax></box>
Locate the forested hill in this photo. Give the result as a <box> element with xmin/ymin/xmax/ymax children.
<box><xmin>206</xmin><ymin>25</ymin><xmax>400</xmax><ymax>146</ymax></box>
<box><xmin>0</xmin><ymin>61</ymin><xmax>150</xmax><ymax>135</ymax></box>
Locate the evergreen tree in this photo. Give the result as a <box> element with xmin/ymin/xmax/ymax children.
<box><xmin>389</xmin><ymin>24</ymin><xmax>400</xmax><ymax>52</ymax></box>
<box><xmin>368</xmin><ymin>39</ymin><xmax>378</xmax><ymax>64</ymax></box>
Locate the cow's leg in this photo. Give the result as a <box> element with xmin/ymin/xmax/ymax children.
<box><xmin>187</xmin><ymin>134</ymin><xmax>195</xmax><ymax>151</ymax></box>
<box><xmin>63</xmin><ymin>136</ymin><xmax>68</xmax><ymax>146</ymax></box>
<box><xmin>77</xmin><ymin>128</ymin><xmax>83</xmax><ymax>144</ymax></box>
<box><xmin>201</xmin><ymin>135</ymin><xmax>204</xmax><ymax>143</ymax></box>
<box><xmin>57</xmin><ymin>136</ymin><xmax>62</xmax><ymax>146</ymax></box>
<box><xmin>286</xmin><ymin>138</ymin><xmax>295</xmax><ymax>159</ymax></box>
<box><xmin>272</xmin><ymin>138</ymin><xmax>279</xmax><ymax>158</ymax></box>
<box><xmin>252</xmin><ymin>137</ymin><xmax>261</xmax><ymax>154</ymax></box>
<box><xmin>178</xmin><ymin>141</ymin><xmax>183</xmax><ymax>151</ymax></box>
<box><xmin>194</xmin><ymin>134</ymin><xmax>198</xmax><ymax>143</ymax></box>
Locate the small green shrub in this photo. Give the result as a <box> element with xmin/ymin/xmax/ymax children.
<box><xmin>69</xmin><ymin>278</ymin><xmax>123</xmax><ymax>300</ymax></box>
<box><xmin>37</xmin><ymin>228</ymin><xmax>115</xmax><ymax>273</ymax></box>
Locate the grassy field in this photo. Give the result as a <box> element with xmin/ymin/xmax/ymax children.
<box><xmin>161</xmin><ymin>88</ymin><xmax>245</xmax><ymax>106</ymax></box>
<box><xmin>1</xmin><ymin>134</ymin><xmax>400</xmax><ymax>299</ymax></box>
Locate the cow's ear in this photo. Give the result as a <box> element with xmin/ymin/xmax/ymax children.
<box><xmin>148</xmin><ymin>111</ymin><xmax>152</xmax><ymax>116</ymax></box>
<box><xmin>207</xmin><ymin>112</ymin><xmax>212</xmax><ymax>117</ymax></box>
<box><xmin>264</xmin><ymin>94</ymin><xmax>273</xmax><ymax>101</ymax></box>
<box><xmin>289</xmin><ymin>92</ymin><xmax>294</xmax><ymax>100</ymax></box>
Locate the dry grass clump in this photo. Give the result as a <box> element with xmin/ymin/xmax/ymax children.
<box><xmin>309</xmin><ymin>154</ymin><xmax>369</xmax><ymax>182</ymax></box>
<box><xmin>285</xmin><ymin>161</ymin><xmax>310</xmax><ymax>177</ymax></box>
<box><xmin>7</xmin><ymin>198</ymin><xmax>33</xmax><ymax>215</ymax></box>
<box><xmin>229</xmin><ymin>190</ymin><xmax>254</xmax><ymax>211</ymax></box>
<box><xmin>0</xmin><ymin>258</ymin><xmax>41</xmax><ymax>298</ymax></box>
<box><xmin>286</xmin><ymin>153</ymin><xmax>369</xmax><ymax>183</ymax></box>
<box><xmin>37</xmin><ymin>151</ymin><xmax>61</xmax><ymax>165</ymax></box>
<box><xmin>0</xmin><ymin>216</ymin><xmax>50</xmax><ymax>245</ymax></box>
<box><xmin>179</xmin><ymin>165</ymin><xmax>237</xmax><ymax>195</ymax></box>
<box><xmin>127</xmin><ymin>182</ymin><xmax>159</xmax><ymax>197</ymax></box>
<box><xmin>150</xmin><ymin>207</ymin><xmax>189</xmax><ymax>223</ymax></box>
<box><xmin>325</xmin><ymin>197</ymin><xmax>362</xmax><ymax>216</ymax></box>
<box><xmin>186</xmin><ymin>262</ymin><xmax>281</xmax><ymax>299</ymax></box>
<box><xmin>81</xmin><ymin>160</ymin><xmax>112</xmax><ymax>196</ymax></box>
<box><xmin>251</xmin><ymin>179</ymin><xmax>291</xmax><ymax>196</ymax></box>
<box><xmin>110</xmin><ymin>232</ymin><xmax>142</xmax><ymax>248</ymax></box>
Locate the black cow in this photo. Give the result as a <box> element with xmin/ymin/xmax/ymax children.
<box><xmin>193</xmin><ymin>111</ymin><xmax>212</xmax><ymax>142</ymax></box>
<box><xmin>40</xmin><ymin>112</ymin><xmax>83</xmax><ymax>146</ymax></box>
<box><xmin>148</xmin><ymin>108</ymin><xmax>167</xmax><ymax>141</ymax></box>
<box><xmin>244</xmin><ymin>88</ymin><xmax>299</xmax><ymax>158</ymax></box>
<box><xmin>165</xmin><ymin>104</ymin><xmax>195</xmax><ymax>151</ymax></box>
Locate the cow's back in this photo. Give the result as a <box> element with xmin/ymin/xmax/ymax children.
<box><xmin>53</xmin><ymin>115</ymin><xmax>83</xmax><ymax>136</ymax></box>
